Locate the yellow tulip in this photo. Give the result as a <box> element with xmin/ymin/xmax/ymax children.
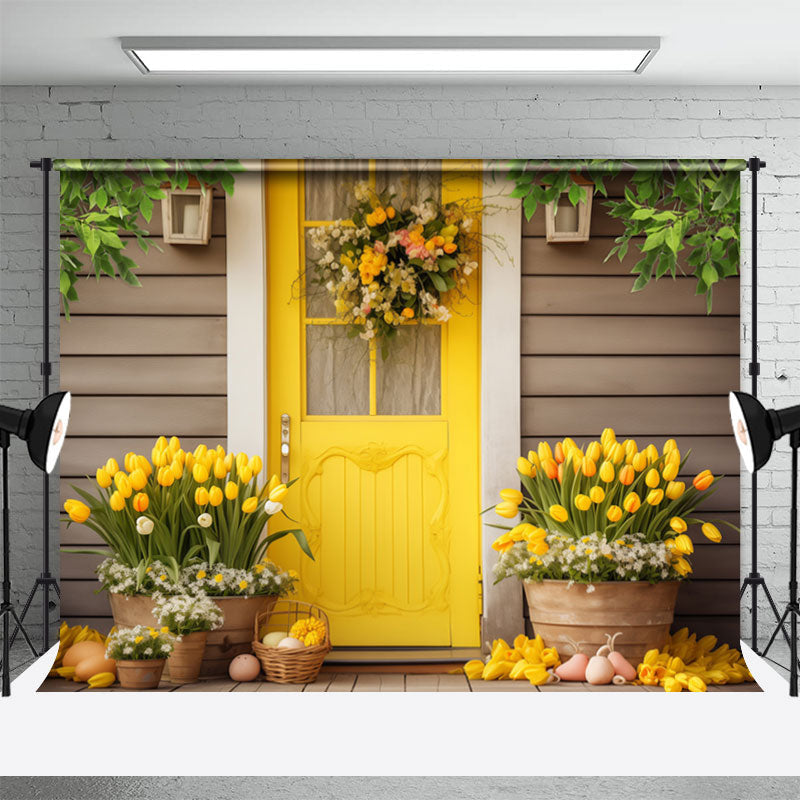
<box><xmin>599</xmin><ymin>460</ymin><xmax>615</xmax><ymax>483</ymax></box>
<box><xmin>589</xmin><ymin>486</ymin><xmax>605</xmax><ymax>504</ymax></box>
<box><xmin>537</xmin><ymin>441</ymin><xmax>553</xmax><ymax>462</ymax></box>
<box><xmin>241</xmin><ymin>496</ymin><xmax>258</xmax><ymax>514</ymax></box>
<box><xmin>235</xmin><ymin>452</ymin><xmax>249</xmax><ymax>472</ymax></box>
<box><xmin>157</xmin><ymin>467</ymin><xmax>174</xmax><ymax>488</ymax></box>
<box><xmin>194</xmin><ymin>487</ymin><xmax>209</xmax><ymax>506</ymax></box>
<box><xmin>607</xmin><ymin>505</ymin><xmax>623</xmax><ymax>522</ymax></box>
<box><xmin>153</xmin><ymin>450</ymin><xmax>169</xmax><ymax>468</ymax></box>
<box><xmin>109</xmin><ymin>491</ymin><xmax>125</xmax><ymax>511</ymax></box>
<box><xmin>609</xmin><ymin>442</ymin><xmax>625</xmax><ymax>465</ymax></box>
<box><xmin>269</xmin><ymin>484</ymin><xmax>288</xmax><ymax>503</ymax></box>
<box><xmin>663</xmin><ymin>438</ymin><xmax>677</xmax><ymax>454</ymax></box>
<box><xmin>463</xmin><ymin>660</ymin><xmax>485</xmax><ymax>680</ymax></box>
<box><xmin>224</xmin><ymin>481</ymin><xmax>239</xmax><ymax>500</ymax></box>
<box><xmin>95</xmin><ymin>467</ymin><xmax>112</xmax><ymax>489</ymax></box>
<box><xmin>645</xmin><ymin>444</ymin><xmax>659</xmax><ymax>463</ymax></box>
<box><xmin>123</xmin><ymin>451</ymin><xmax>137</xmax><ymax>472</ymax></box>
<box><xmin>632</xmin><ymin>452</ymin><xmax>648</xmax><ymax>472</ymax></box>
<box><xmin>673</xmin><ymin>534</ymin><xmax>694</xmax><ymax>555</ymax></box>
<box><xmin>500</xmin><ymin>488</ymin><xmax>524</xmax><ymax>505</ymax></box>
<box><xmin>209</xmin><ymin>486</ymin><xmax>223</xmax><ymax>506</ymax></box>
<box><xmin>646</xmin><ymin>489</ymin><xmax>664</xmax><ymax>505</ymax></box>
<box><xmin>113</xmin><ymin>472</ymin><xmax>132</xmax><ymax>499</ymax></box>
<box><xmin>495</xmin><ymin>501</ymin><xmax>518</xmax><ymax>519</ymax></box>
<box><xmin>104</xmin><ymin>458</ymin><xmax>119</xmax><ymax>477</ymax></box>
<box><xmin>528</xmin><ymin>539</ymin><xmax>549</xmax><ymax>556</ymax></box>
<box><xmin>673</xmin><ymin>557</ymin><xmax>692</xmax><ymax>577</ymax></box>
<box><xmin>132</xmin><ymin>493</ymin><xmax>149</xmax><ymax>513</ymax></box>
<box><xmin>509</xmin><ymin>660</ymin><xmax>531</xmax><ymax>680</ymax></box>
<box><xmin>516</xmin><ymin>456</ymin><xmax>534</xmax><ymax>477</ymax></box>
<box><xmin>549</xmin><ymin>504</ymin><xmax>568</xmax><ymax>523</ymax></box>
<box><xmin>585</xmin><ymin>441</ymin><xmax>602</xmax><ymax>461</ymax></box>
<box><xmin>153</xmin><ymin>435</ymin><xmax>168</xmax><ymax>452</ymax></box>
<box><xmin>526</xmin><ymin>451</ymin><xmax>541</xmax><ymax>469</ymax></box>
<box><xmin>663</xmin><ymin>677</ymin><xmax>683</xmax><ymax>692</ymax></box>
<box><xmin>170</xmin><ymin>460</ymin><xmax>183</xmax><ymax>480</ymax></box>
<box><xmin>618</xmin><ymin>464</ymin><xmax>635</xmax><ymax>486</ymax></box>
<box><xmin>623</xmin><ymin>492</ymin><xmax>641</xmax><ymax>513</ymax></box>
<box><xmin>194</xmin><ymin>444</ymin><xmax>208</xmax><ymax>459</ymax></box>
<box><xmin>173</xmin><ymin>448</ymin><xmax>186</xmax><ymax>466</ymax></box>
<box><xmin>601</xmin><ymin>427</ymin><xmax>616</xmax><ymax>445</ymax></box>
<box><xmin>239</xmin><ymin>466</ymin><xmax>253</xmax><ymax>484</ymax></box>
<box><xmin>582</xmin><ymin>457</ymin><xmax>597</xmax><ymax>478</ymax></box>
<box><xmin>645</xmin><ymin>468</ymin><xmax>660</xmax><ymax>489</ymax></box>
<box><xmin>135</xmin><ymin>455</ymin><xmax>152</xmax><ymax>477</ymax></box>
<box><xmin>192</xmin><ymin>463</ymin><xmax>209</xmax><ymax>483</ymax></box>
<box><xmin>213</xmin><ymin>458</ymin><xmax>227</xmax><ymax>480</ymax></box>
<box><xmin>128</xmin><ymin>468</ymin><xmax>147</xmax><ymax>491</ymax></box>
<box><xmin>87</xmin><ymin>672</ymin><xmax>116</xmax><ymax>689</ymax></box>
<box><xmin>687</xmin><ymin>675</ymin><xmax>707</xmax><ymax>692</ymax></box>
<box><xmin>492</xmin><ymin>532</ymin><xmax>515</xmax><ymax>554</ymax></box>
<box><xmin>249</xmin><ymin>455</ymin><xmax>263</xmax><ymax>475</ymax></box>
<box><xmin>64</xmin><ymin>499</ymin><xmax>90</xmax><ymax>523</ymax></box>
<box><xmin>168</xmin><ymin>435</ymin><xmax>181</xmax><ymax>454</ymax></box>
<box><xmin>574</xmin><ymin>494</ymin><xmax>592</xmax><ymax>512</ymax></box>
<box><xmin>483</xmin><ymin>660</ymin><xmax>513</xmax><ymax>681</ymax></box>
<box><xmin>662</xmin><ymin>462</ymin><xmax>679</xmax><ymax>481</ymax></box>
<box><xmin>702</xmin><ymin>523</ymin><xmax>722</xmax><ymax>543</ymax></box>
<box><xmin>666</xmin><ymin>481</ymin><xmax>685</xmax><ymax>500</ymax></box>
<box><xmin>224</xmin><ymin>453</ymin><xmax>234</xmax><ymax>471</ymax></box>
<box><xmin>669</xmin><ymin>517</ymin><xmax>688</xmax><ymax>534</ymax></box>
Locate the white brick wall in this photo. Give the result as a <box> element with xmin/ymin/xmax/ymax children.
<box><xmin>1</xmin><ymin>83</ymin><xmax>798</xmax><ymax>643</ymax></box>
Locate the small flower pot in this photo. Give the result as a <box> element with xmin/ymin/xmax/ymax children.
<box><xmin>166</xmin><ymin>631</ymin><xmax>208</xmax><ymax>685</ymax></box>
<box><xmin>116</xmin><ymin>659</ymin><xmax>166</xmax><ymax>690</ymax></box>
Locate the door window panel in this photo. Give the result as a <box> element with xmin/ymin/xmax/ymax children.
<box><xmin>306</xmin><ymin>325</ymin><xmax>370</xmax><ymax>415</ymax></box>
<box><xmin>304</xmin><ymin>159</ymin><xmax>369</xmax><ymax>220</ymax></box>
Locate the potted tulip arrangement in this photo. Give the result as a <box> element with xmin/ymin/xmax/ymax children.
<box><xmin>153</xmin><ymin>593</ymin><xmax>224</xmax><ymax>685</ymax></box>
<box><xmin>63</xmin><ymin>435</ymin><xmax>312</xmax><ymax>677</ymax></box>
<box><xmin>106</xmin><ymin>625</ymin><xmax>176</xmax><ymax>690</ymax></box>
<box><xmin>490</xmin><ymin>428</ymin><xmax>730</xmax><ymax>663</ymax></box>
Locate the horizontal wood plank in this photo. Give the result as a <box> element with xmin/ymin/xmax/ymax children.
<box><xmin>69</xmin><ymin>396</ymin><xmax>226</xmax><ymax>437</ymax></box>
<box><xmin>62</xmin><ymin>356</ymin><xmax>227</xmax><ymax>395</ymax></box>
<box><xmin>690</xmin><ymin>544</ymin><xmax>740</xmax><ymax>580</ymax></box>
<box><xmin>73</xmin><ymin>236</ymin><xmax>226</xmax><ymax>276</ymax></box>
<box><xmin>675</xmin><ymin>580</ymin><xmax>738</xmax><ymax>616</ymax></box>
<box><xmin>522</xmin><ymin>355</ymin><xmax>738</xmax><ymax>396</ymax></box>
<box><xmin>60</xmin><ymin>436</ymin><xmax>227</xmax><ymax>477</ymax></box>
<box><xmin>61</xmin><ymin>317</ymin><xmax>226</xmax><ymax>355</ymax></box>
<box><xmin>63</xmin><ymin>275</ymin><xmax>226</xmax><ymax>316</ymax></box>
<box><xmin>60</xmin><ymin>617</ymin><xmax>113</xmax><ymax>635</ymax></box>
<box><xmin>61</xmin><ymin>580</ymin><xmax>112</xmax><ymax>617</ymax></box>
<box><xmin>522</xmin><ymin>276</ymin><xmax>738</xmax><ymax>316</ymax></box>
<box><xmin>61</xmin><ymin>552</ymin><xmax>105</xmax><ymax>580</ymax></box>
<box><xmin>521</xmin><ymin>436</ymin><xmax>742</xmax><ymax>478</ymax></box>
<box><xmin>521</xmin><ymin>236</ymin><xmax>696</xmax><ymax>276</ymax></box>
<box><xmin>522</xmin><ymin>315</ymin><xmax>740</xmax><ymax>356</ymax></box>
<box><xmin>521</xmin><ymin>396</ymin><xmax>733</xmax><ymax>436</ymax></box>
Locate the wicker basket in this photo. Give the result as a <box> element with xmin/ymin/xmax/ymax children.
<box><xmin>252</xmin><ymin>600</ymin><xmax>331</xmax><ymax>684</ymax></box>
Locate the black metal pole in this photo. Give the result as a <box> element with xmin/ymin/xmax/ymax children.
<box><xmin>790</xmin><ymin>431</ymin><xmax>798</xmax><ymax>697</ymax></box>
<box><xmin>1</xmin><ymin>432</ymin><xmax>10</xmax><ymax>697</ymax></box>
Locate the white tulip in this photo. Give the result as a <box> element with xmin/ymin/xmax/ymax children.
<box><xmin>197</xmin><ymin>513</ymin><xmax>213</xmax><ymax>528</ymax></box>
<box><xmin>136</xmin><ymin>516</ymin><xmax>154</xmax><ymax>535</ymax></box>
<box><xmin>264</xmin><ymin>500</ymin><xmax>283</xmax><ymax>516</ymax></box>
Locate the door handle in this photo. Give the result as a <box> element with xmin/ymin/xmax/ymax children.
<box><xmin>280</xmin><ymin>413</ymin><xmax>290</xmax><ymax>483</ymax></box>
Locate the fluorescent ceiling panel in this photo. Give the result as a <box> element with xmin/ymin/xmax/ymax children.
<box><xmin>122</xmin><ymin>37</ymin><xmax>659</xmax><ymax>75</ymax></box>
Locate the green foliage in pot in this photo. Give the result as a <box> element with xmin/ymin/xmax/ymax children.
<box><xmin>57</xmin><ymin>158</ymin><xmax>244</xmax><ymax>317</ymax></box>
<box><xmin>505</xmin><ymin>159</ymin><xmax>744</xmax><ymax>313</ymax></box>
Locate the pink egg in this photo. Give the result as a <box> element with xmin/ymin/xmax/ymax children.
<box><xmin>228</xmin><ymin>653</ymin><xmax>261</xmax><ymax>682</ymax></box>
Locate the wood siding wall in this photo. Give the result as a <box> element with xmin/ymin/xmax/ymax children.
<box><xmin>520</xmin><ymin>177</ymin><xmax>741</xmax><ymax>646</ymax></box>
<box><xmin>59</xmin><ymin>186</ymin><xmax>228</xmax><ymax>632</ymax></box>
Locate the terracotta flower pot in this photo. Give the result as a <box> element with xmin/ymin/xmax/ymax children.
<box><xmin>524</xmin><ymin>579</ymin><xmax>679</xmax><ymax>664</ymax></box>
<box><xmin>166</xmin><ymin>631</ymin><xmax>208</xmax><ymax>685</ymax></box>
<box><xmin>116</xmin><ymin>659</ymin><xmax>166</xmax><ymax>690</ymax></box>
<box><xmin>108</xmin><ymin>593</ymin><xmax>278</xmax><ymax>678</ymax></box>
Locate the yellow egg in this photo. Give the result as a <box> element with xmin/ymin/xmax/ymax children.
<box><xmin>74</xmin><ymin>654</ymin><xmax>117</xmax><ymax>683</ymax></box>
<box><xmin>228</xmin><ymin>653</ymin><xmax>261</xmax><ymax>682</ymax></box>
<box><xmin>62</xmin><ymin>641</ymin><xmax>106</xmax><ymax>668</ymax></box>
<box><xmin>261</xmin><ymin>631</ymin><xmax>285</xmax><ymax>648</ymax></box>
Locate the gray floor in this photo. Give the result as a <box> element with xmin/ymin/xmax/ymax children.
<box><xmin>1</xmin><ymin>776</ymin><xmax>799</xmax><ymax>800</ymax></box>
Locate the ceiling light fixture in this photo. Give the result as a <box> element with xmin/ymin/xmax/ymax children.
<box><xmin>121</xmin><ymin>37</ymin><xmax>659</xmax><ymax>75</ymax></box>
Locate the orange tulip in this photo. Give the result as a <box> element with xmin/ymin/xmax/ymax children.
<box><xmin>554</xmin><ymin>442</ymin><xmax>565</xmax><ymax>463</ymax></box>
<box><xmin>618</xmin><ymin>465</ymin><xmax>635</xmax><ymax>486</ymax></box>
<box><xmin>132</xmin><ymin>493</ymin><xmax>149</xmax><ymax>513</ymax></box>
<box><xmin>693</xmin><ymin>470</ymin><xmax>714</xmax><ymax>491</ymax></box>
<box><xmin>582</xmin><ymin>458</ymin><xmax>597</xmax><ymax>478</ymax></box>
<box><xmin>542</xmin><ymin>458</ymin><xmax>559</xmax><ymax>480</ymax></box>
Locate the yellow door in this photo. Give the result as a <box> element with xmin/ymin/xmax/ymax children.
<box><xmin>266</xmin><ymin>160</ymin><xmax>481</xmax><ymax>646</ymax></box>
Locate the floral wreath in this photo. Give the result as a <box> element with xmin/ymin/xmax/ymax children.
<box><xmin>306</xmin><ymin>182</ymin><xmax>479</xmax><ymax>354</ymax></box>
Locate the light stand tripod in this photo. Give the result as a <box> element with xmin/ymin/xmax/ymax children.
<box><xmin>738</xmin><ymin>156</ymin><xmax>794</xmax><ymax>657</ymax></box>
<box><xmin>1</xmin><ymin>430</ymin><xmax>39</xmax><ymax>697</ymax></box>
<box><xmin>760</xmin><ymin>429</ymin><xmax>799</xmax><ymax>697</ymax></box>
<box><xmin>9</xmin><ymin>158</ymin><xmax>60</xmax><ymax>656</ymax></box>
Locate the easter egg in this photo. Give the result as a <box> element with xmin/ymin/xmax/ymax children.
<box><xmin>74</xmin><ymin>654</ymin><xmax>117</xmax><ymax>683</ymax></box>
<box><xmin>228</xmin><ymin>653</ymin><xmax>261</xmax><ymax>682</ymax></box>
<box><xmin>261</xmin><ymin>631</ymin><xmax>285</xmax><ymax>648</ymax></box>
<box><xmin>63</xmin><ymin>641</ymin><xmax>106</xmax><ymax>668</ymax></box>
<box><xmin>277</xmin><ymin>636</ymin><xmax>305</xmax><ymax>650</ymax></box>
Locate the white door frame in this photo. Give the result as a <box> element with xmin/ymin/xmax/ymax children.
<box><xmin>226</xmin><ymin>161</ymin><xmax>524</xmax><ymax>650</ymax></box>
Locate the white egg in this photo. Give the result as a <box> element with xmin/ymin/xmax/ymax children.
<box><xmin>277</xmin><ymin>636</ymin><xmax>305</xmax><ymax>650</ymax></box>
<box><xmin>261</xmin><ymin>631</ymin><xmax>285</xmax><ymax>648</ymax></box>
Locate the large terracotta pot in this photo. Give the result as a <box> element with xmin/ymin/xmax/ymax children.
<box><xmin>166</xmin><ymin>631</ymin><xmax>208</xmax><ymax>685</ymax></box>
<box><xmin>108</xmin><ymin>593</ymin><xmax>277</xmax><ymax>678</ymax></box>
<box><xmin>524</xmin><ymin>580</ymin><xmax>679</xmax><ymax>664</ymax></box>
<box><xmin>116</xmin><ymin>659</ymin><xmax>165</xmax><ymax>690</ymax></box>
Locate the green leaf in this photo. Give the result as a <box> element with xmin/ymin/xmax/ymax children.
<box><xmin>631</xmin><ymin>208</ymin><xmax>655</xmax><ymax>220</ymax></box>
<box><xmin>429</xmin><ymin>272</ymin><xmax>448</xmax><ymax>292</ymax></box>
<box><xmin>140</xmin><ymin>194</ymin><xmax>154</xmax><ymax>223</ymax></box>
<box><xmin>641</xmin><ymin>228</ymin><xmax>666</xmax><ymax>252</ymax></box>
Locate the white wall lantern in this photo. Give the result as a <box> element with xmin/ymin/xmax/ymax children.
<box><xmin>545</xmin><ymin>179</ymin><xmax>594</xmax><ymax>243</ymax></box>
<box><xmin>161</xmin><ymin>187</ymin><xmax>213</xmax><ymax>245</ymax></box>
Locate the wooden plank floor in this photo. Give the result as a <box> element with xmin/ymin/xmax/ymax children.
<box><xmin>38</xmin><ymin>674</ymin><xmax>761</xmax><ymax>693</ymax></box>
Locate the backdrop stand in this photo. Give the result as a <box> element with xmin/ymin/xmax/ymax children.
<box><xmin>9</xmin><ymin>158</ymin><xmax>60</xmax><ymax>657</ymax></box>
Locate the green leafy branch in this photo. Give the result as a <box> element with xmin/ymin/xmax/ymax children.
<box><xmin>58</xmin><ymin>159</ymin><xmax>244</xmax><ymax>318</ymax></box>
<box><xmin>505</xmin><ymin>159</ymin><xmax>744</xmax><ymax>312</ymax></box>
